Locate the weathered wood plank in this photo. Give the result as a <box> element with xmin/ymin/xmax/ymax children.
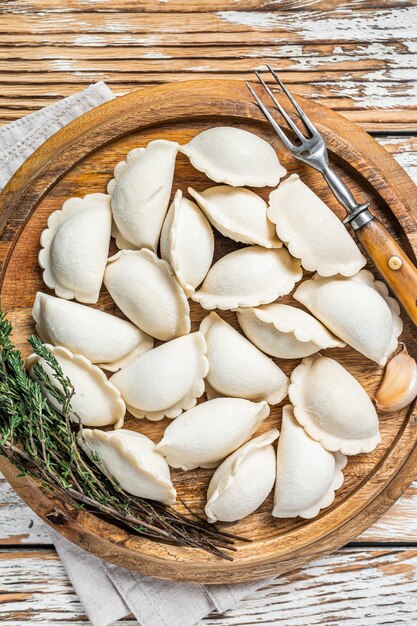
<box><xmin>1</xmin><ymin>0</ymin><xmax>415</xmax><ymax>13</ymax></box>
<box><xmin>0</xmin><ymin>8</ymin><xmax>415</xmax><ymax>42</ymax></box>
<box><xmin>1</xmin><ymin>547</ymin><xmax>417</xmax><ymax>624</ymax></box>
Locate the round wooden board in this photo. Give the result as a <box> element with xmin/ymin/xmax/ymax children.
<box><xmin>1</xmin><ymin>80</ymin><xmax>417</xmax><ymax>584</ymax></box>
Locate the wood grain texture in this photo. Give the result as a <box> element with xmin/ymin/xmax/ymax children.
<box><xmin>0</xmin><ymin>2</ymin><xmax>416</xmax><ymax>129</ymax></box>
<box><xmin>2</xmin><ymin>547</ymin><xmax>417</xmax><ymax>624</ymax></box>
<box><xmin>1</xmin><ymin>81</ymin><xmax>417</xmax><ymax>584</ymax></box>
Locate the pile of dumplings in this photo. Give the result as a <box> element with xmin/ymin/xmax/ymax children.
<box><xmin>31</xmin><ymin>126</ymin><xmax>403</xmax><ymax>526</ymax></box>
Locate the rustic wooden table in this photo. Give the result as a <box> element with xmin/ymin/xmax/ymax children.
<box><xmin>1</xmin><ymin>1</ymin><xmax>417</xmax><ymax>623</ymax></box>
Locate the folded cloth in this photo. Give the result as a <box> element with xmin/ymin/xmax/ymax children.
<box><xmin>0</xmin><ymin>83</ymin><xmax>271</xmax><ymax>626</ymax></box>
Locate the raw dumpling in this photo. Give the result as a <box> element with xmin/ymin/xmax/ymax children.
<box><xmin>104</xmin><ymin>249</ymin><xmax>190</xmax><ymax>341</ymax></box>
<box><xmin>192</xmin><ymin>246</ymin><xmax>302</xmax><ymax>311</ymax></box>
<box><xmin>294</xmin><ymin>270</ymin><xmax>402</xmax><ymax>366</ymax></box>
<box><xmin>200</xmin><ymin>312</ymin><xmax>288</xmax><ymax>404</ymax></box>
<box><xmin>156</xmin><ymin>398</ymin><xmax>270</xmax><ymax>470</ymax></box>
<box><xmin>237</xmin><ymin>303</ymin><xmax>345</xmax><ymax>359</ymax></box>
<box><xmin>160</xmin><ymin>189</ymin><xmax>214</xmax><ymax>296</ymax></box>
<box><xmin>205</xmin><ymin>429</ymin><xmax>279</xmax><ymax>523</ymax></box>
<box><xmin>27</xmin><ymin>345</ymin><xmax>125</xmax><ymax>429</ymax></box>
<box><xmin>289</xmin><ymin>354</ymin><xmax>380</xmax><ymax>455</ymax></box>
<box><xmin>78</xmin><ymin>429</ymin><xmax>176</xmax><ymax>505</ymax></box>
<box><xmin>108</xmin><ymin>140</ymin><xmax>179</xmax><ymax>251</ymax></box>
<box><xmin>188</xmin><ymin>185</ymin><xmax>281</xmax><ymax>248</ymax></box>
<box><xmin>39</xmin><ymin>193</ymin><xmax>112</xmax><ymax>303</ymax></box>
<box><xmin>180</xmin><ymin>127</ymin><xmax>286</xmax><ymax>187</ymax></box>
<box><xmin>268</xmin><ymin>174</ymin><xmax>366</xmax><ymax>276</ymax></box>
<box><xmin>33</xmin><ymin>292</ymin><xmax>153</xmax><ymax>372</ymax></box>
<box><xmin>273</xmin><ymin>405</ymin><xmax>346</xmax><ymax>519</ymax></box>
<box><xmin>110</xmin><ymin>332</ymin><xmax>208</xmax><ymax>421</ymax></box>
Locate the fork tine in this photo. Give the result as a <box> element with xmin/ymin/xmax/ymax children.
<box><xmin>245</xmin><ymin>82</ymin><xmax>295</xmax><ymax>151</ymax></box>
<box><xmin>266</xmin><ymin>65</ymin><xmax>318</xmax><ymax>136</ymax></box>
<box><xmin>254</xmin><ymin>70</ymin><xmax>306</xmax><ymax>142</ymax></box>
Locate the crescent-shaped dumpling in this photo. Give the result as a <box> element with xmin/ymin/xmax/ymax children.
<box><xmin>205</xmin><ymin>429</ymin><xmax>279</xmax><ymax>523</ymax></box>
<box><xmin>273</xmin><ymin>405</ymin><xmax>347</xmax><ymax>519</ymax></box>
<box><xmin>180</xmin><ymin>127</ymin><xmax>286</xmax><ymax>187</ymax></box>
<box><xmin>160</xmin><ymin>189</ymin><xmax>214</xmax><ymax>296</ymax></box>
<box><xmin>156</xmin><ymin>398</ymin><xmax>270</xmax><ymax>470</ymax></box>
<box><xmin>188</xmin><ymin>185</ymin><xmax>281</xmax><ymax>248</ymax></box>
<box><xmin>104</xmin><ymin>249</ymin><xmax>190</xmax><ymax>341</ymax></box>
<box><xmin>289</xmin><ymin>354</ymin><xmax>380</xmax><ymax>455</ymax></box>
<box><xmin>268</xmin><ymin>174</ymin><xmax>366</xmax><ymax>276</ymax></box>
<box><xmin>200</xmin><ymin>312</ymin><xmax>288</xmax><ymax>404</ymax></box>
<box><xmin>39</xmin><ymin>193</ymin><xmax>112</xmax><ymax>304</ymax></box>
<box><xmin>294</xmin><ymin>270</ymin><xmax>402</xmax><ymax>365</ymax></box>
<box><xmin>108</xmin><ymin>140</ymin><xmax>179</xmax><ymax>251</ymax></box>
<box><xmin>26</xmin><ymin>345</ymin><xmax>125</xmax><ymax>429</ymax></box>
<box><xmin>78</xmin><ymin>429</ymin><xmax>176</xmax><ymax>505</ymax></box>
<box><xmin>237</xmin><ymin>303</ymin><xmax>345</xmax><ymax>359</ymax></box>
<box><xmin>192</xmin><ymin>246</ymin><xmax>302</xmax><ymax>311</ymax></box>
<box><xmin>33</xmin><ymin>292</ymin><xmax>154</xmax><ymax>372</ymax></box>
<box><xmin>110</xmin><ymin>332</ymin><xmax>208</xmax><ymax>421</ymax></box>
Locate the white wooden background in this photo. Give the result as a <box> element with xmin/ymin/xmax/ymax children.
<box><xmin>1</xmin><ymin>1</ymin><xmax>417</xmax><ymax>624</ymax></box>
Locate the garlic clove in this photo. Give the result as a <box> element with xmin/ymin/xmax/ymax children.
<box><xmin>374</xmin><ymin>344</ymin><xmax>417</xmax><ymax>412</ymax></box>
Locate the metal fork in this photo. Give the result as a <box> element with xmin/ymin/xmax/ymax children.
<box><xmin>247</xmin><ymin>66</ymin><xmax>417</xmax><ymax>327</ymax></box>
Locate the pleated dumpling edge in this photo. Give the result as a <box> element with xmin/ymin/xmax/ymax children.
<box><xmin>180</xmin><ymin>127</ymin><xmax>286</xmax><ymax>188</ymax></box>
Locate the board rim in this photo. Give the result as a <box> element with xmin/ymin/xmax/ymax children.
<box><xmin>1</xmin><ymin>79</ymin><xmax>417</xmax><ymax>583</ymax></box>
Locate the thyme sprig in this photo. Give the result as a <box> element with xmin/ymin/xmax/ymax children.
<box><xmin>0</xmin><ymin>312</ymin><xmax>245</xmax><ymax>559</ymax></box>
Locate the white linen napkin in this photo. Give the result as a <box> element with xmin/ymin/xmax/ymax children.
<box><xmin>0</xmin><ymin>83</ymin><xmax>270</xmax><ymax>626</ymax></box>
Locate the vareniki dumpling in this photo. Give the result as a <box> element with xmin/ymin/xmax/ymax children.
<box><xmin>104</xmin><ymin>249</ymin><xmax>190</xmax><ymax>341</ymax></box>
<box><xmin>205</xmin><ymin>429</ymin><xmax>279</xmax><ymax>523</ymax></box>
<box><xmin>33</xmin><ymin>292</ymin><xmax>153</xmax><ymax>372</ymax></box>
<box><xmin>289</xmin><ymin>354</ymin><xmax>380</xmax><ymax>455</ymax></box>
<box><xmin>180</xmin><ymin>127</ymin><xmax>286</xmax><ymax>187</ymax></box>
<box><xmin>268</xmin><ymin>174</ymin><xmax>366</xmax><ymax>276</ymax></box>
<box><xmin>192</xmin><ymin>246</ymin><xmax>302</xmax><ymax>310</ymax></box>
<box><xmin>188</xmin><ymin>185</ymin><xmax>281</xmax><ymax>248</ymax></box>
<box><xmin>39</xmin><ymin>193</ymin><xmax>112</xmax><ymax>303</ymax></box>
<box><xmin>78</xmin><ymin>429</ymin><xmax>176</xmax><ymax>505</ymax></box>
<box><xmin>294</xmin><ymin>270</ymin><xmax>402</xmax><ymax>365</ymax></box>
<box><xmin>110</xmin><ymin>333</ymin><xmax>208</xmax><ymax>421</ymax></box>
<box><xmin>27</xmin><ymin>345</ymin><xmax>125</xmax><ymax>429</ymax></box>
<box><xmin>108</xmin><ymin>140</ymin><xmax>179</xmax><ymax>251</ymax></box>
<box><xmin>237</xmin><ymin>303</ymin><xmax>345</xmax><ymax>359</ymax></box>
<box><xmin>273</xmin><ymin>405</ymin><xmax>346</xmax><ymax>519</ymax></box>
<box><xmin>156</xmin><ymin>398</ymin><xmax>270</xmax><ymax>470</ymax></box>
<box><xmin>200</xmin><ymin>312</ymin><xmax>288</xmax><ymax>404</ymax></box>
<box><xmin>160</xmin><ymin>190</ymin><xmax>214</xmax><ymax>296</ymax></box>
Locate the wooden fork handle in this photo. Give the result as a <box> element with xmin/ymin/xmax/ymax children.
<box><xmin>355</xmin><ymin>216</ymin><xmax>417</xmax><ymax>326</ymax></box>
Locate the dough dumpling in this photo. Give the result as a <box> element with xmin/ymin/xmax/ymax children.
<box><xmin>237</xmin><ymin>303</ymin><xmax>345</xmax><ymax>359</ymax></box>
<box><xmin>39</xmin><ymin>193</ymin><xmax>112</xmax><ymax>303</ymax></box>
<box><xmin>188</xmin><ymin>185</ymin><xmax>281</xmax><ymax>248</ymax></box>
<box><xmin>289</xmin><ymin>354</ymin><xmax>380</xmax><ymax>455</ymax></box>
<box><xmin>156</xmin><ymin>398</ymin><xmax>270</xmax><ymax>470</ymax></box>
<box><xmin>104</xmin><ymin>249</ymin><xmax>190</xmax><ymax>341</ymax></box>
<box><xmin>27</xmin><ymin>345</ymin><xmax>125</xmax><ymax>429</ymax></box>
<box><xmin>160</xmin><ymin>189</ymin><xmax>214</xmax><ymax>296</ymax></box>
<box><xmin>205</xmin><ymin>429</ymin><xmax>279</xmax><ymax>523</ymax></box>
<box><xmin>268</xmin><ymin>174</ymin><xmax>366</xmax><ymax>276</ymax></box>
<box><xmin>110</xmin><ymin>333</ymin><xmax>208</xmax><ymax>421</ymax></box>
<box><xmin>200</xmin><ymin>312</ymin><xmax>288</xmax><ymax>404</ymax></box>
<box><xmin>33</xmin><ymin>292</ymin><xmax>153</xmax><ymax>372</ymax></box>
<box><xmin>180</xmin><ymin>127</ymin><xmax>286</xmax><ymax>187</ymax></box>
<box><xmin>108</xmin><ymin>140</ymin><xmax>179</xmax><ymax>251</ymax></box>
<box><xmin>79</xmin><ymin>429</ymin><xmax>176</xmax><ymax>505</ymax></box>
<box><xmin>192</xmin><ymin>246</ymin><xmax>302</xmax><ymax>311</ymax></box>
<box><xmin>273</xmin><ymin>405</ymin><xmax>347</xmax><ymax>519</ymax></box>
<box><xmin>294</xmin><ymin>270</ymin><xmax>402</xmax><ymax>365</ymax></box>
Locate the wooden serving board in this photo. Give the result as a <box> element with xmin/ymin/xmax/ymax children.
<box><xmin>1</xmin><ymin>80</ymin><xmax>417</xmax><ymax>584</ymax></box>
